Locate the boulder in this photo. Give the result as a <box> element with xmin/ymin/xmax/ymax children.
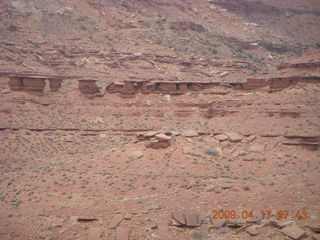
<box><xmin>225</xmin><ymin>132</ymin><xmax>242</xmax><ymax>142</ymax></box>
<box><xmin>247</xmin><ymin>225</ymin><xmax>259</xmax><ymax>236</ymax></box>
<box><xmin>128</xmin><ymin>150</ymin><xmax>144</xmax><ymax>159</ymax></box>
<box><xmin>183</xmin><ymin>131</ymin><xmax>199</xmax><ymax>138</ymax></box>
<box><xmin>155</xmin><ymin>133</ymin><xmax>172</xmax><ymax>141</ymax></box>
<box><xmin>215</xmin><ymin>134</ymin><xmax>229</xmax><ymax>141</ymax></box>
<box><xmin>281</xmin><ymin>224</ymin><xmax>307</xmax><ymax>240</ymax></box>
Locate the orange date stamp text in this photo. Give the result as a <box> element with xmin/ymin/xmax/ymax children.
<box><xmin>211</xmin><ymin>209</ymin><xmax>308</xmax><ymax>220</ymax></box>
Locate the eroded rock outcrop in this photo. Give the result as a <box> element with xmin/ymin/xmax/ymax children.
<box><xmin>49</xmin><ymin>79</ymin><xmax>62</xmax><ymax>92</ymax></box>
<box><xmin>106</xmin><ymin>81</ymin><xmax>222</xmax><ymax>95</ymax></box>
<box><xmin>8</xmin><ymin>77</ymin><xmax>24</xmax><ymax>91</ymax></box>
<box><xmin>78</xmin><ymin>80</ymin><xmax>99</xmax><ymax>94</ymax></box>
<box><xmin>8</xmin><ymin>76</ymin><xmax>63</xmax><ymax>93</ymax></box>
<box><xmin>23</xmin><ymin>77</ymin><xmax>46</xmax><ymax>92</ymax></box>
<box><xmin>5</xmin><ymin>72</ymin><xmax>320</xmax><ymax>96</ymax></box>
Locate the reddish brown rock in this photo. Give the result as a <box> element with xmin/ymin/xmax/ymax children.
<box><xmin>242</xmin><ymin>79</ymin><xmax>268</xmax><ymax>90</ymax></box>
<box><xmin>185</xmin><ymin>212</ymin><xmax>200</xmax><ymax>227</ymax></box>
<box><xmin>247</xmin><ymin>225</ymin><xmax>259</xmax><ymax>236</ymax></box>
<box><xmin>157</xmin><ymin>82</ymin><xmax>177</xmax><ymax>93</ymax></box>
<box><xmin>79</xmin><ymin>80</ymin><xmax>99</xmax><ymax>94</ymax></box>
<box><xmin>281</xmin><ymin>224</ymin><xmax>307</xmax><ymax>240</ymax></box>
<box><xmin>172</xmin><ymin>211</ymin><xmax>186</xmax><ymax>225</ymax></box>
<box><xmin>271</xmin><ymin>220</ymin><xmax>294</xmax><ymax>229</ymax></box>
<box><xmin>49</xmin><ymin>78</ymin><xmax>62</xmax><ymax>92</ymax></box>
<box><xmin>183</xmin><ymin>130</ymin><xmax>199</xmax><ymax>138</ymax></box>
<box><xmin>141</xmin><ymin>82</ymin><xmax>157</xmax><ymax>93</ymax></box>
<box><xmin>124</xmin><ymin>213</ymin><xmax>132</xmax><ymax>220</ymax></box>
<box><xmin>215</xmin><ymin>134</ymin><xmax>229</xmax><ymax>141</ymax></box>
<box><xmin>8</xmin><ymin>77</ymin><xmax>24</xmax><ymax>91</ymax></box>
<box><xmin>143</xmin><ymin>131</ymin><xmax>160</xmax><ymax>137</ymax></box>
<box><xmin>110</xmin><ymin>215</ymin><xmax>124</xmax><ymax>229</ymax></box>
<box><xmin>270</xmin><ymin>78</ymin><xmax>294</xmax><ymax>90</ymax></box>
<box><xmin>24</xmin><ymin>77</ymin><xmax>46</xmax><ymax>92</ymax></box>
<box><xmin>225</xmin><ymin>132</ymin><xmax>242</xmax><ymax>142</ymax></box>
<box><xmin>145</xmin><ymin>221</ymin><xmax>157</xmax><ymax>229</ymax></box>
<box><xmin>155</xmin><ymin>133</ymin><xmax>172</xmax><ymax>141</ymax></box>
<box><xmin>121</xmin><ymin>81</ymin><xmax>137</xmax><ymax>94</ymax></box>
<box><xmin>246</xmin><ymin>135</ymin><xmax>257</xmax><ymax>142</ymax></box>
<box><xmin>178</xmin><ymin>83</ymin><xmax>189</xmax><ymax>92</ymax></box>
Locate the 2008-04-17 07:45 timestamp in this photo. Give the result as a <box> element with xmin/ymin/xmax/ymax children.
<box><xmin>211</xmin><ymin>210</ymin><xmax>308</xmax><ymax>220</ymax></box>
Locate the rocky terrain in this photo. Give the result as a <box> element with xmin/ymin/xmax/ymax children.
<box><xmin>0</xmin><ymin>0</ymin><xmax>320</xmax><ymax>240</ymax></box>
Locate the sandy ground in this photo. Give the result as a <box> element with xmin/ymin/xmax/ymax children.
<box><xmin>0</xmin><ymin>81</ymin><xmax>319</xmax><ymax>240</ymax></box>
